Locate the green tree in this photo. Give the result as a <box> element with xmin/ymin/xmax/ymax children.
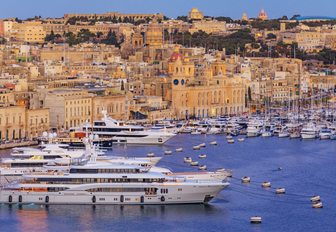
<box><xmin>215</xmin><ymin>16</ymin><xmax>233</xmax><ymax>23</ymax></box>
<box><xmin>0</xmin><ymin>37</ymin><xmax>6</xmax><ymax>44</ymax></box>
<box><xmin>248</xmin><ymin>87</ymin><xmax>252</xmax><ymax>102</ymax></box>
<box><xmin>176</xmin><ymin>16</ymin><xmax>189</xmax><ymax>22</ymax></box>
<box><xmin>102</xmin><ymin>30</ymin><xmax>118</xmax><ymax>45</ymax></box>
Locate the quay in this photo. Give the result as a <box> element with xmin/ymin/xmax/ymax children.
<box><xmin>0</xmin><ymin>141</ymin><xmax>38</xmax><ymax>150</ymax></box>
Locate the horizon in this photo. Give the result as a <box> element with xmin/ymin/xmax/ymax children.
<box><xmin>0</xmin><ymin>0</ymin><xmax>335</xmax><ymax>20</ymax></box>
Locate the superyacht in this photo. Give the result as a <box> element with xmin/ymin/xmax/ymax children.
<box><xmin>0</xmin><ymin>147</ymin><xmax>229</xmax><ymax>205</ymax></box>
<box><xmin>73</xmin><ymin>111</ymin><xmax>176</xmax><ymax>145</ymax></box>
<box><xmin>0</xmin><ymin>143</ymin><xmax>161</xmax><ymax>185</ymax></box>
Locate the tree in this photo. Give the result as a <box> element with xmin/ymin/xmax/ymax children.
<box><xmin>120</xmin><ymin>80</ymin><xmax>125</xmax><ymax>91</ymax></box>
<box><xmin>102</xmin><ymin>30</ymin><xmax>118</xmax><ymax>45</ymax></box>
<box><xmin>77</xmin><ymin>29</ymin><xmax>95</xmax><ymax>43</ymax></box>
<box><xmin>266</xmin><ymin>33</ymin><xmax>277</xmax><ymax>40</ymax></box>
<box><xmin>0</xmin><ymin>37</ymin><xmax>6</xmax><ymax>44</ymax></box>
<box><xmin>65</xmin><ymin>32</ymin><xmax>78</xmax><ymax>46</ymax></box>
<box><xmin>279</xmin><ymin>16</ymin><xmax>288</xmax><ymax>20</ymax></box>
<box><xmin>45</xmin><ymin>30</ymin><xmax>62</xmax><ymax>43</ymax></box>
<box><xmin>96</xmin><ymin>32</ymin><xmax>103</xmax><ymax>38</ymax></box>
<box><xmin>176</xmin><ymin>16</ymin><xmax>189</xmax><ymax>22</ymax></box>
<box><xmin>248</xmin><ymin>87</ymin><xmax>252</xmax><ymax>102</ymax></box>
<box><xmin>215</xmin><ymin>17</ymin><xmax>233</xmax><ymax>23</ymax></box>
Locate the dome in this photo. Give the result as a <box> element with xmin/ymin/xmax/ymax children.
<box><xmin>258</xmin><ymin>9</ymin><xmax>268</xmax><ymax>20</ymax></box>
<box><xmin>191</xmin><ymin>8</ymin><xmax>200</xmax><ymax>13</ymax></box>
<box><xmin>170</xmin><ymin>52</ymin><xmax>184</xmax><ymax>62</ymax></box>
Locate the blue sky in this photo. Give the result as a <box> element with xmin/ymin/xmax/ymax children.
<box><xmin>0</xmin><ymin>0</ymin><xmax>335</xmax><ymax>19</ymax></box>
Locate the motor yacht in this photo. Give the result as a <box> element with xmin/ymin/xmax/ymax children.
<box><xmin>73</xmin><ymin>111</ymin><xmax>176</xmax><ymax>145</ymax></box>
<box><xmin>319</xmin><ymin>127</ymin><xmax>332</xmax><ymax>140</ymax></box>
<box><xmin>0</xmin><ymin>143</ymin><xmax>161</xmax><ymax>185</ymax></box>
<box><xmin>0</xmin><ymin>150</ymin><xmax>229</xmax><ymax>205</ymax></box>
<box><xmin>246</xmin><ymin>121</ymin><xmax>262</xmax><ymax>137</ymax></box>
<box><xmin>301</xmin><ymin>123</ymin><xmax>318</xmax><ymax>139</ymax></box>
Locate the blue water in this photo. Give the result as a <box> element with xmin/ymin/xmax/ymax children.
<box><xmin>1</xmin><ymin>135</ymin><xmax>336</xmax><ymax>232</ymax></box>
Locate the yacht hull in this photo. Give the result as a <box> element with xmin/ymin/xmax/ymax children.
<box><xmin>301</xmin><ymin>134</ymin><xmax>316</xmax><ymax>139</ymax></box>
<box><xmin>0</xmin><ymin>183</ymin><xmax>228</xmax><ymax>205</ymax></box>
<box><xmin>111</xmin><ymin>134</ymin><xmax>175</xmax><ymax>145</ymax></box>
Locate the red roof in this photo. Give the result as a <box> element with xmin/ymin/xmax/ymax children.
<box><xmin>4</xmin><ymin>83</ymin><xmax>15</xmax><ymax>89</ymax></box>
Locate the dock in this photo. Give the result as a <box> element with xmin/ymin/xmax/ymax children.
<box><xmin>0</xmin><ymin>141</ymin><xmax>38</xmax><ymax>150</ymax></box>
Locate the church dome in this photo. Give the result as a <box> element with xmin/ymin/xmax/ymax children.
<box><xmin>170</xmin><ymin>52</ymin><xmax>184</xmax><ymax>62</ymax></box>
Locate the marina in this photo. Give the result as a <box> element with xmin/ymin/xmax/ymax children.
<box><xmin>0</xmin><ymin>134</ymin><xmax>335</xmax><ymax>231</ymax></box>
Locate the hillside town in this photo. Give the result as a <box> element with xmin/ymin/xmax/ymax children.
<box><xmin>0</xmin><ymin>8</ymin><xmax>335</xmax><ymax>144</ymax></box>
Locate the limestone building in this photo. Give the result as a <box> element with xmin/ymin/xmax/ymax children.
<box><xmin>15</xmin><ymin>21</ymin><xmax>47</xmax><ymax>43</ymax></box>
<box><xmin>169</xmin><ymin>51</ymin><xmax>246</xmax><ymax>119</ymax></box>
<box><xmin>188</xmin><ymin>8</ymin><xmax>204</xmax><ymax>21</ymax></box>
<box><xmin>0</xmin><ymin>106</ymin><xmax>25</xmax><ymax>140</ymax></box>
<box><xmin>145</xmin><ymin>22</ymin><xmax>163</xmax><ymax>48</ymax></box>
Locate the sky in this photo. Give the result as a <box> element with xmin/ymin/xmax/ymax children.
<box><xmin>0</xmin><ymin>0</ymin><xmax>335</xmax><ymax>20</ymax></box>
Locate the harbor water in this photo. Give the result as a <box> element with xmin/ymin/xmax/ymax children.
<box><xmin>1</xmin><ymin>134</ymin><xmax>336</xmax><ymax>232</ymax></box>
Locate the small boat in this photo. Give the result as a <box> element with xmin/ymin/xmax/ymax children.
<box><xmin>209</xmin><ymin>141</ymin><xmax>217</xmax><ymax>145</ymax></box>
<box><xmin>278</xmin><ymin>132</ymin><xmax>289</xmax><ymax>138</ymax></box>
<box><xmin>262</xmin><ymin>131</ymin><xmax>272</xmax><ymax>137</ymax></box>
<box><xmin>310</xmin><ymin>195</ymin><xmax>321</xmax><ymax>203</ymax></box>
<box><xmin>190</xmin><ymin>161</ymin><xmax>199</xmax><ymax>166</ymax></box>
<box><xmin>290</xmin><ymin>131</ymin><xmax>301</xmax><ymax>139</ymax></box>
<box><xmin>184</xmin><ymin>157</ymin><xmax>192</xmax><ymax>163</ymax></box>
<box><xmin>147</xmin><ymin>152</ymin><xmax>155</xmax><ymax>157</ymax></box>
<box><xmin>241</xmin><ymin>176</ymin><xmax>251</xmax><ymax>183</ymax></box>
<box><xmin>238</xmin><ymin>138</ymin><xmax>245</xmax><ymax>142</ymax></box>
<box><xmin>319</xmin><ymin>128</ymin><xmax>332</xmax><ymax>140</ymax></box>
<box><xmin>198</xmin><ymin>154</ymin><xmax>207</xmax><ymax>159</ymax></box>
<box><xmin>330</xmin><ymin>134</ymin><xmax>336</xmax><ymax>140</ymax></box>
<box><xmin>216</xmin><ymin>168</ymin><xmax>225</xmax><ymax>172</ymax></box>
<box><xmin>312</xmin><ymin>202</ymin><xmax>323</xmax><ymax>208</ymax></box>
<box><xmin>199</xmin><ymin>143</ymin><xmax>206</xmax><ymax>148</ymax></box>
<box><xmin>250</xmin><ymin>216</ymin><xmax>262</xmax><ymax>224</ymax></box>
<box><xmin>198</xmin><ymin>165</ymin><xmax>207</xmax><ymax>170</ymax></box>
<box><xmin>262</xmin><ymin>181</ymin><xmax>271</xmax><ymax>188</ymax></box>
<box><xmin>164</xmin><ymin>150</ymin><xmax>173</xmax><ymax>155</ymax></box>
<box><xmin>227</xmin><ymin>139</ymin><xmax>235</xmax><ymax>144</ymax></box>
<box><xmin>275</xmin><ymin>188</ymin><xmax>286</xmax><ymax>194</ymax></box>
<box><xmin>176</xmin><ymin>148</ymin><xmax>183</xmax><ymax>152</ymax></box>
<box><xmin>226</xmin><ymin>135</ymin><xmax>233</xmax><ymax>140</ymax></box>
<box><xmin>224</xmin><ymin>169</ymin><xmax>233</xmax><ymax>177</ymax></box>
<box><xmin>193</xmin><ymin>145</ymin><xmax>201</xmax><ymax>150</ymax></box>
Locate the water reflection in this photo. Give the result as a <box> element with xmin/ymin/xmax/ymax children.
<box><xmin>16</xmin><ymin>205</ymin><xmax>48</xmax><ymax>232</ymax></box>
<box><xmin>0</xmin><ymin>203</ymin><xmax>224</xmax><ymax>232</ymax></box>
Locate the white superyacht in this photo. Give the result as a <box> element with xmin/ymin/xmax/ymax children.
<box><xmin>73</xmin><ymin>111</ymin><xmax>176</xmax><ymax>145</ymax></box>
<box><xmin>0</xmin><ymin>147</ymin><xmax>229</xmax><ymax>205</ymax></box>
<box><xmin>0</xmin><ymin>143</ymin><xmax>161</xmax><ymax>185</ymax></box>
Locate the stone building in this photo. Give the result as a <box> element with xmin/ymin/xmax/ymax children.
<box><xmin>26</xmin><ymin>108</ymin><xmax>50</xmax><ymax>139</ymax></box>
<box><xmin>92</xmin><ymin>94</ymin><xmax>127</xmax><ymax>121</ymax></box>
<box><xmin>0</xmin><ymin>106</ymin><xmax>25</xmax><ymax>140</ymax></box>
<box><xmin>43</xmin><ymin>89</ymin><xmax>93</xmax><ymax>130</ymax></box>
<box><xmin>15</xmin><ymin>21</ymin><xmax>46</xmax><ymax>43</ymax></box>
<box><xmin>145</xmin><ymin>22</ymin><xmax>163</xmax><ymax>48</ymax></box>
<box><xmin>169</xmin><ymin>51</ymin><xmax>246</xmax><ymax>119</ymax></box>
<box><xmin>188</xmin><ymin>8</ymin><xmax>204</xmax><ymax>21</ymax></box>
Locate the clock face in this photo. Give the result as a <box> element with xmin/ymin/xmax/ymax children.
<box><xmin>173</xmin><ymin>79</ymin><xmax>179</xmax><ymax>85</ymax></box>
<box><xmin>181</xmin><ymin>79</ymin><xmax>185</xmax><ymax>85</ymax></box>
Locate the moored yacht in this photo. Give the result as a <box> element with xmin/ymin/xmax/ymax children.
<box><xmin>0</xmin><ymin>152</ymin><xmax>229</xmax><ymax>205</ymax></box>
<box><xmin>0</xmin><ymin>143</ymin><xmax>161</xmax><ymax>185</ymax></box>
<box><xmin>74</xmin><ymin>111</ymin><xmax>176</xmax><ymax>145</ymax></box>
<box><xmin>319</xmin><ymin>127</ymin><xmax>332</xmax><ymax>140</ymax></box>
<box><xmin>301</xmin><ymin>123</ymin><xmax>318</xmax><ymax>139</ymax></box>
<box><xmin>246</xmin><ymin>121</ymin><xmax>262</xmax><ymax>137</ymax></box>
